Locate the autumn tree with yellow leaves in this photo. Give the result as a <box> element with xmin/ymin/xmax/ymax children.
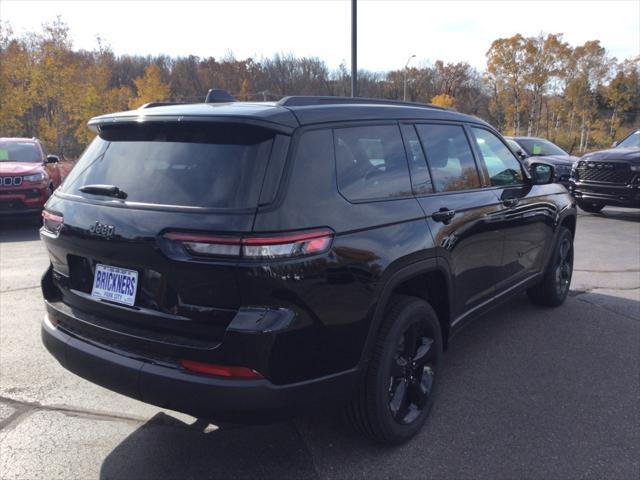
<box><xmin>128</xmin><ymin>64</ymin><xmax>170</xmax><ymax>109</ymax></box>
<box><xmin>485</xmin><ymin>33</ymin><xmax>638</xmax><ymax>153</ymax></box>
<box><xmin>1</xmin><ymin>19</ymin><xmax>638</xmax><ymax>158</ymax></box>
<box><xmin>431</xmin><ymin>94</ymin><xmax>455</xmax><ymax>108</ymax></box>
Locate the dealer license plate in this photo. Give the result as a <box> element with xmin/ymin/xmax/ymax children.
<box><xmin>91</xmin><ymin>264</ymin><xmax>138</xmax><ymax>306</ymax></box>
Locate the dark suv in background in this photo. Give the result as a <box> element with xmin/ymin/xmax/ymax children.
<box><xmin>506</xmin><ymin>136</ymin><xmax>578</xmax><ymax>187</ymax></box>
<box><xmin>569</xmin><ymin>130</ymin><xmax>640</xmax><ymax>212</ymax></box>
<box><xmin>40</xmin><ymin>94</ymin><xmax>577</xmax><ymax>444</ymax></box>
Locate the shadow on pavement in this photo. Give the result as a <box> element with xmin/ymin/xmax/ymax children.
<box><xmin>0</xmin><ymin>215</ymin><xmax>42</xmax><ymax>242</ymax></box>
<box><xmin>571</xmin><ymin>289</ymin><xmax>640</xmax><ymax>320</ymax></box>
<box><xmin>582</xmin><ymin>208</ymin><xmax>640</xmax><ymax>223</ymax></box>
<box><xmin>99</xmin><ymin>292</ymin><xmax>639</xmax><ymax>480</ymax></box>
<box><xmin>99</xmin><ymin>412</ymin><xmax>319</xmax><ymax>480</ymax></box>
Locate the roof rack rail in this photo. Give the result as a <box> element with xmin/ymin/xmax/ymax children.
<box><xmin>139</xmin><ymin>102</ymin><xmax>188</xmax><ymax>109</ymax></box>
<box><xmin>276</xmin><ymin>96</ymin><xmax>446</xmax><ymax>110</ymax></box>
<box><xmin>205</xmin><ymin>89</ymin><xmax>237</xmax><ymax>103</ymax></box>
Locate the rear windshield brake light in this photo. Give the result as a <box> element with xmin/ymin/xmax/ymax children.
<box><xmin>163</xmin><ymin>229</ymin><xmax>333</xmax><ymax>259</ymax></box>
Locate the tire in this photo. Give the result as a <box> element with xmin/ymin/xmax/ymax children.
<box><xmin>527</xmin><ymin>226</ymin><xmax>574</xmax><ymax>307</ymax></box>
<box><xmin>345</xmin><ymin>295</ymin><xmax>443</xmax><ymax>444</ymax></box>
<box><xmin>577</xmin><ymin>200</ymin><xmax>604</xmax><ymax>213</ymax></box>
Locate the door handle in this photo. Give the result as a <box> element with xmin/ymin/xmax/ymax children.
<box><xmin>502</xmin><ymin>198</ymin><xmax>519</xmax><ymax>208</ymax></box>
<box><xmin>432</xmin><ymin>207</ymin><xmax>456</xmax><ymax>224</ymax></box>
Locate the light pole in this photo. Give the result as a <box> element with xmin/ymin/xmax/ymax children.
<box><xmin>403</xmin><ymin>54</ymin><xmax>416</xmax><ymax>101</ymax></box>
<box><xmin>351</xmin><ymin>0</ymin><xmax>357</xmax><ymax>97</ymax></box>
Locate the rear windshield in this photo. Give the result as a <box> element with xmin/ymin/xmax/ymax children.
<box><xmin>60</xmin><ymin>123</ymin><xmax>275</xmax><ymax>209</ymax></box>
<box><xmin>0</xmin><ymin>141</ymin><xmax>42</xmax><ymax>162</ymax></box>
<box><xmin>516</xmin><ymin>138</ymin><xmax>567</xmax><ymax>157</ymax></box>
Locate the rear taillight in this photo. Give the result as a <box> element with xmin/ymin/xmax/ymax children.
<box><xmin>163</xmin><ymin>229</ymin><xmax>333</xmax><ymax>260</ymax></box>
<box><xmin>179</xmin><ymin>360</ymin><xmax>264</xmax><ymax>379</ymax></box>
<box><xmin>163</xmin><ymin>233</ymin><xmax>242</xmax><ymax>257</ymax></box>
<box><xmin>42</xmin><ymin>210</ymin><xmax>63</xmax><ymax>236</ymax></box>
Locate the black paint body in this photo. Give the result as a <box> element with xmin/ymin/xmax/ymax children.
<box><xmin>40</xmin><ymin>100</ymin><xmax>577</xmax><ymax>421</ymax></box>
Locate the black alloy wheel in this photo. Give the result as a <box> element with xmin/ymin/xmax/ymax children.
<box><xmin>527</xmin><ymin>226</ymin><xmax>574</xmax><ymax>307</ymax></box>
<box><xmin>555</xmin><ymin>236</ymin><xmax>573</xmax><ymax>298</ymax></box>
<box><xmin>577</xmin><ymin>200</ymin><xmax>605</xmax><ymax>213</ymax></box>
<box><xmin>345</xmin><ymin>296</ymin><xmax>443</xmax><ymax>444</ymax></box>
<box><xmin>388</xmin><ymin>322</ymin><xmax>436</xmax><ymax>425</ymax></box>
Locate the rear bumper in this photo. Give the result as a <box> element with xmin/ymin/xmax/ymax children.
<box><xmin>42</xmin><ymin>314</ymin><xmax>360</xmax><ymax>422</ymax></box>
<box><xmin>570</xmin><ymin>181</ymin><xmax>640</xmax><ymax>208</ymax></box>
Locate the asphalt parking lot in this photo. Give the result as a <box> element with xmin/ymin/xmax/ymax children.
<box><xmin>0</xmin><ymin>208</ymin><xmax>638</xmax><ymax>480</ymax></box>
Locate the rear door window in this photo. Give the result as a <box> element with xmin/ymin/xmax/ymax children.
<box><xmin>334</xmin><ymin>125</ymin><xmax>412</xmax><ymax>201</ymax></box>
<box><xmin>415</xmin><ymin>124</ymin><xmax>480</xmax><ymax>192</ymax></box>
<box><xmin>60</xmin><ymin>123</ymin><xmax>275</xmax><ymax>209</ymax></box>
<box><xmin>400</xmin><ymin>124</ymin><xmax>433</xmax><ymax>195</ymax></box>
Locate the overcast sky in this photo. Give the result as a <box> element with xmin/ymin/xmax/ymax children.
<box><xmin>2</xmin><ymin>0</ymin><xmax>639</xmax><ymax>71</ymax></box>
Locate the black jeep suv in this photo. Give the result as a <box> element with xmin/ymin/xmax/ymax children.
<box><xmin>570</xmin><ymin>129</ymin><xmax>640</xmax><ymax>212</ymax></box>
<box><xmin>40</xmin><ymin>95</ymin><xmax>577</xmax><ymax>444</ymax></box>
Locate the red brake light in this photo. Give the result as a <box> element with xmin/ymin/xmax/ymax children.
<box><xmin>163</xmin><ymin>233</ymin><xmax>241</xmax><ymax>244</ymax></box>
<box><xmin>179</xmin><ymin>360</ymin><xmax>263</xmax><ymax>379</ymax></box>
<box><xmin>242</xmin><ymin>230</ymin><xmax>332</xmax><ymax>245</ymax></box>
<box><xmin>42</xmin><ymin>210</ymin><xmax>63</xmax><ymax>235</ymax></box>
<box><xmin>305</xmin><ymin>237</ymin><xmax>332</xmax><ymax>253</ymax></box>
<box><xmin>163</xmin><ymin>229</ymin><xmax>334</xmax><ymax>259</ymax></box>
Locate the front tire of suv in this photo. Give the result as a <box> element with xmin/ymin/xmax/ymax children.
<box><xmin>527</xmin><ymin>226</ymin><xmax>574</xmax><ymax>307</ymax></box>
<box><xmin>577</xmin><ymin>200</ymin><xmax>604</xmax><ymax>213</ymax></box>
<box><xmin>346</xmin><ymin>295</ymin><xmax>443</xmax><ymax>444</ymax></box>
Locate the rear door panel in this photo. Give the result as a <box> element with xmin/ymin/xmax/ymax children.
<box><xmin>419</xmin><ymin>190</ymin><xmax>504</xmax><ymax>317</ymax></box>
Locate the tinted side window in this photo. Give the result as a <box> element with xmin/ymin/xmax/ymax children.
<box><xmin>415</xmin><ymin>124</ymin><xmax>480</xmax><ymax>192</ymax></box>
<box><xmin>334</xmin><ymin>125</ymin><xmax>412</xmax><ymax>201</ymax></box>
<box><xmin>471</xmin><ymin>128</ymin><xmax>524</xmax><ymax>187</ymax></box>
<box><xmin>400</xmin><ymin>124</ymin><xmax>433</xmax><ymax>195</ymax></box>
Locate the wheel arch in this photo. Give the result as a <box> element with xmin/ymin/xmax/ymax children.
<box><xmin>359</xmin><ymin>259</ymin><xmax>453</xmax><ymax>371</ymax></box>
<box><xmin>560</xmin><ymin>212</ymin><xmax>576</xmax><ymax>237</ymax></box>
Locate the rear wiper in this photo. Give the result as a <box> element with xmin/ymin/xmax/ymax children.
<box><xmin>79</xmin><ymin>184</ymin><xmax>128</xmax><ymax>199</ymax></box>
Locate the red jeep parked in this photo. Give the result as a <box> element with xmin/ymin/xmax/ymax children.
<box><xmin>0</xmin><ymin>137</ymin><xmax>62</xmax><ymax>215</ymax></box>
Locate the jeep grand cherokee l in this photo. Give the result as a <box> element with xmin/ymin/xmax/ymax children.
<box><xmin>40</xmin><ymin>95</ymin><xmax>577</xmax><ymax>444</ymax></box>
<box><xmin>570</xmin><ymin>129</ymin><xmax>640</xmax><ymax>212</ymax></box>
<box><xmin>0</xmin><ymin>137</ymin><xmax>61</xmax><ymax>215</ymax></box>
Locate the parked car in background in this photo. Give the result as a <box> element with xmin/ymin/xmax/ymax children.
<box><xmin>569</xmin><ymin>130</ymin><xmax>640</xmax><ymax>212</ymax></box>
<box><xmin>506</xmin><ymin>136</ymin><xmax>578</xmax><ymax>187</ymax></box>
<box><xmin>40</xmin><ymin>94</ymin><xmax>577</xmax><ymax>444</ymax></box>
<box><xmin>0</xmin><ymin>137</ymin><xmax>62</xmax><ymax>215</ymax></box>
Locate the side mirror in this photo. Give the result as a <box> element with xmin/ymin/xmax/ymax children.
<box><xmin>46</xmin><ymin>155</ymin><xmax>59</xmax><ymax>164</ymax></box>
<box><xmin>515</xmin><ymin>149</ymin><xmax>527</xmax><ymax>160</ymax></box>
<box><xmin>530</xmin><ymin>162</ymin><xmax>554</xmax><ymax>185</ymax></box>
<box><xmin>611</xmin><ymin>141</ymin><xmax>618</xmax><ymax>148</ymax></box>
